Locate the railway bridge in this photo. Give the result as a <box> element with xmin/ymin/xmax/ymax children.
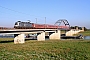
<box><xmin>0</xmin><ymin>19</ymin><xmax>71</xmax><ymax>44</ymax></box>
<box><xmin>0</xmin><ymin>29</ymin><xmax>61</xmax><ymax>44</ymax></box>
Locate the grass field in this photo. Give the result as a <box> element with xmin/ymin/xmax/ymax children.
<box><xmin>0</xmin><ymin>38</ymin><xmax>90</xmax><ymax>60</ymax></box>
<box><xmin>79</xmin><ymin>30</ymin><xmax>90</xmax><ymax>36</ymax></box>
<box><xmin>74</xmin><ymin>30</ymin><xmax>90</xmax><ymax>36</ymax></box>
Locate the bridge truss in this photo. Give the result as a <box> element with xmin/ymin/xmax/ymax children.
<box><xmin>54</xmin><ymin>19</ymin><xmax>70</xmax><ymax>30</ymax></box>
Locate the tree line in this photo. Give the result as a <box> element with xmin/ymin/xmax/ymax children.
<box><xmin>70</xmin><ymin>26</ymin><xmax>89</xmax><ymax>31</ymax></box>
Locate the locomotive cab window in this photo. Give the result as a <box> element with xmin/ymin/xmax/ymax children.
<box><xmin>15</xmin><ymin>22</ymin><xmax>18</xmax><ymax>25</ymax></box>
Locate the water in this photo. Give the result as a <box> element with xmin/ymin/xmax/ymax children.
<box><xmin>84</xmin><ymin>36</ymin><xmax>90</xmax><ymax>40</ymax></box>
<box><xmin>0</xmin><ymin>36</ymin><xmax>14</xmax><ymax>38</ymax></box>
<box><xmin>0</xmin><ymin>35</ymin><xmax>90</xmax><ymax>40</ymax></box>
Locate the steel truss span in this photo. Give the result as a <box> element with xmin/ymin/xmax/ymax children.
<box><xmin>54</xmin><ymin>19</ymin><xmax>70</xmax><ymax>29</ymax></box>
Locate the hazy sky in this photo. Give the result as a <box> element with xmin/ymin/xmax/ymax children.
<box><xmin>0</xmin><ymin>0</ymin><xmax>90</xmax><ymax>28</ymax></box>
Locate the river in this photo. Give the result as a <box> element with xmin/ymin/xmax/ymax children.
<box><xmin>0</xmin><ymin>35</ymin><xmax>90</xmax><ymax>40</ymax></box>
<box><xmin>84</xmin><ymin>36</ymin><xmax>90</xmax><ymax>40</ymax></box>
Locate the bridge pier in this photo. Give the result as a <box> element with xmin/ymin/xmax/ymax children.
<box><xmin>37</xmin><ymin>32</ymin><xmax>45</xmax><ymax>41</ymax></box>
<box><xmin>14</xmin><ymin>34</ymin><xmax>25</xmax><ymax>44</ymax></box>
<box><xmin>49</xmin><ymin>30</ymin><xmax>60</xmax><ymax>40</ymax></box>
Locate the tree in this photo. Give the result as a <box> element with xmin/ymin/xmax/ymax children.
<box><xmin>84</xmin><ymin>27</ymin><xmax>87</xmax><ymax>31</ymax></box>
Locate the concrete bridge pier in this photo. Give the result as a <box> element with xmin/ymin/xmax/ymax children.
<box><xmin>49</xmin><ymin>30</ymin><xmax>60</xmax><ymax>40</ymax></box>
<box><xmin>14</xmin><ymin>34</ymin><xmax>25</xmax><ymax>44</ymax></box>
<box><xmin>37</xmin><ymin>32</ymin><xmax>45</xmax><ymax>41</ymax></box>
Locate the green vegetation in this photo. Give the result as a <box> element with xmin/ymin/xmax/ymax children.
<box><xmin>0</xmin><ymin>38</ymin><xmax>13</xmax><ymax>41</ymax></box>
<box><xmin>0</xmin><ymin>39</ymin><xmax>90</xmax><ymax>60</ymax></box>
<box><xmin>61</xmin><ymin>30</ymin><xmax>66</xmax><ymax>34</ymax></box>
<box><xmin>74</xmin><ymin>30</ymin><xmax>90</xmax><ymax>36</ymax></box>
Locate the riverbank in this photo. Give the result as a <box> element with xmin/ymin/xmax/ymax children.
<box><xmin>74</xmin><ymin>30</ymin><xmax>90</xmax><ymax>36</ymax></box>
<box><xmin>0</xmin><ymin>39</ymin><xmax>90</xmax><ymax>60</ymax></box>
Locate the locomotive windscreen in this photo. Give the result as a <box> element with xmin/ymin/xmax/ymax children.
<box><xmin>15</xmin><ymin>22</ymin><xmax>18</xmax><ymax>25</ymax></box>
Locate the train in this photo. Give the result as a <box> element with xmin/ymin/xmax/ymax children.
<box><xmin>14</xmin><ymin>21</ymin><xmax>69</xmax><ymax>29</ymax></box>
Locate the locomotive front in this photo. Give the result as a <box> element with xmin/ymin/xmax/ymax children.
<box><xmin>14</xmin><ymin>21</ymin><xmax>33</xmax><ymax>29</ymax></box>
<box><xmin>14</xmin><ymin>21</ymin><xmax>21</xmax><ymax>28</ymax></box>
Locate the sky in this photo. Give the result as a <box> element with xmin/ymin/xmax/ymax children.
<box><xmin>0</xmin><ymin>0</ymin><xmax>90</xmax><ymax>28</ymax></box>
